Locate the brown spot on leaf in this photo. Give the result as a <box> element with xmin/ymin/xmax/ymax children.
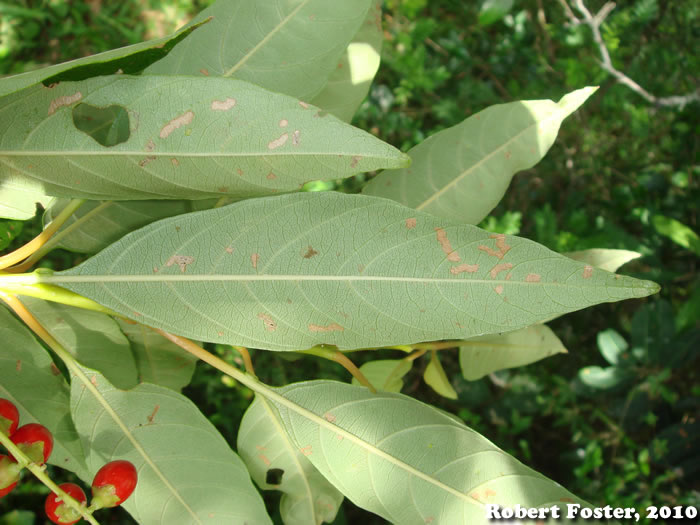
<box><xmin>505</xmin><ymin>151</ymin><xmax>512</xmax><ymax>159</ymax></box>
<box><xmin>490</xmin><ymin>263</ymin><xmax>513</xmax><ymax>278</ymax></box>
<box><xmin>139</xmin><ymin>155</ymin><xmax>156</xmax><ymax>167</ymax></box>
<box><xmin>50</xmin><ymin>363</ymin><xmax>61</xmax><ymax>376</ymax></box>
<box><xmin>265</xmin><ymin>172</ymin><xmax>276</xmax><ymax>181</ymax></box>
<box><xmin>211</xmin><ymin>97</ymin><xmax>236</xmax><ymax>111</ymax></box>
<box><xmin>324</xmin><ymin>413</ymin><xmax>336</xmax><ymax>423</ymax></box>
<box><xmin>300</xmin><ymin>445</ymin><xmax>313</xmax><ymax>456</ymax></box>
<box><xmin>145</xmin><ymin>139</ymin><xmax>156</xmax><ymax>152</ymax></box>
<box><xmin>16</xmin><ymin>360</ymin><xmax>21</xmax><ymax>372</ymax></box>
<box><xmin>583</xmin><ymin>265</ymin><xmax>594</xmax><ymax>279</ymax></box>
<box><xmin>171</xmin><ymin>158</ymin><xmax>179</xmax><ymax>167</ymax></box>
<box><xmin>251</xmin><ymin>253</ymin><xmax>260</xmax><ymax>268</ymax></box>
<box><xmin>434</xmin><ymin>227</ymin><xmax>461</xmax><ymax>262</ymax></box>
<box><xmin>292</xmin><ymin>130</ymin><xmax>301</xmax><ymax>146</ymax></box>
<box><xmin>258</xmin><ymin>454</ymin><xmax>271</xmax><ymax>466</ymax></box>
<box><xmin>478</xmin><ymin>234</ymin><xmax>511</xmax><ymax>259</ymax></box>
<box><xmin>237</xmin><ymin>168</ymin><xmax>244</xmax><ymax>176</ymax></box>
<box><xmin>217</xmin><ymin>331</ymin><xmax>224</xmax><ymax>336</ymax></box>
<box><xmin>153</xmin><ymin>266</ymin><xmax>159</xmax><ymax>273</ymax></box>
<box><xmin>165</xmin><ymin>255</ymin><xmax>195</xmax><ymax>273</ymax></box>
<box><xmin>90</xmin><ymin>375</ymin><xmax>98</xmax><ymax>386</ymax></box>
<box><xmin>308</xmin><ymin>323</ymin><xmax>344</xmax><ymax>333</ymax></box>
<box><xmin>279</xmin><ymin>119</ymin><xmax>288</xmax><ymax>127</ymax></box>
<box><xmin>358</xmin><ymin>264</ymin><xmax>365</xmax><ymax>273</ymax></box>
<box><xmin>257</xmin><ymin>313</ymin><xmax>277</xmax><ymax>332</ymax></box>
<box><xmin>48</xmin><ymin>91</ymin><xmax>82</xmax><ymax>115</ymax></box>
<box><xmin>525</xmin><ymin>273</ymin><xmax>541</xmax><ymax>283</ymax></box>
<box><xmin>303</xmin><ymin>246</ymin><xmax>318</xmax><ymax>259</ymax></box>
<box><xmin>147</xmin><ymin>405</ymin><xmax>160</xmax><ymax>424</ymax></box>
<box><xmin>299</xmin><ymin>101</ymin><xmax>310</xmax><ymax>109</ymax></box>
<box><xmin>199</xmin><ymin>68</ymin><xmax>210</xmax><ymax>76</ymax></box>
<box><xmin>225</xmin><ymin>246</ymin><xmax>233</xmax><ymax>254</ymax></box>
<box><xmin>268</xmin><ymin>133</ymin><xmax>289</xmax><ymax>150</ymax></box>
<box><xmin>405</xmin><ymin>218</ymin><xmax>417</xmax><ymax>229</ymax></box>
<box><xmin>160</xmin><ymin>110</ymin><xmax>194</xmax><ymax>139</ymax></box>
<box><xmin>350</xmin><ymin>155</ymin><xmax>362</xmax><ymax>168</ymax></box>
<box><xmin>450</xmin><ymin>263</ymin><xmax>479</xmax><ymax>275</ymax></box>
<box><xmin>217</xmin><ymin>186</ymin><xmax>229</xmax><ymax>193</ymax></box>
<box><xmin>494</xmin><ymin>285</ymin><xmax>504</xmax><ymax>295</ymax></box>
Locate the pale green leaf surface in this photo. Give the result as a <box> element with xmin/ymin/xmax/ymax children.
<box><xmin>479</xmin><ymin>0</ymin><xmax>514</xmax><ymax>26</ymax></box>
<box><xmin>578</xmin><ymin>366</ymin><xmax>627</xmax><ymax>390</ymax></box>
<box><xmin>351</xmin><ymin>359</ymin><xmax>411</xmax><ymax>392</ymax></box>
<box><xmin>20</xmin><ymin>297</ymin><xmax>138</xmax><ymax>389</ymax></box>
<box><xmin>565</xmin><ymin>249</ymin><xmax>642</xmax><ymax>273</ymax></box>
<box><xmin>0</xmin><ymin>75</ymin><xmax>409</xmax><ymax>200</ymax></box>
<box><xmin>273</xmin><ymin>380</ymin><xmax>596</xmax><ymax>524</ymax></box>
<box><xmin>0</xmin><ymin>307</ymin><xmax>87</xmax><ymax>477</ymax></box>
<box><xmin>145</xmin><ymin>0</ymin><xmax>372</xmax><ymax>102</ymax></box>
<box><xmin>596</xmin><ymin>329</ymin><xmax>628</xmax><ymax>366</ymax></box>
<box><xmin>424</xmin><ymin>353</ymin><xmax>458</xmax><ymax>399</ymax></box>
<box><xmin>310</xmin><ymin>1</ymin><xmax>383</xmax><ymax>122</ymax></box>
<box><xmin>362</xmin><ymin>87</ymin><xmax>597</xmax><ymax>224</ymax></box>
<box><xmin>46</xmin><ymin>192</ymin><xmax>659</xmax><ymax>352</ymax></box>
<box><xmin>238</xmin><ymin>396</ymin><xmax>343</xmax><ymax>525</ymax></box>
<box><xmin>652</xmin><ymin>215</ymin><xmax>700</xmax><ymax>255</ymax></box>
<box><xmin>0</xmin><ymin>21</ymin><xmax>205</xmax><ymax>98</ymax></box>
<box><xmin>459</xmin><ymin>324</ymin><xmax>567</xmax><ymax>381</ymax></box>
<box><xmin>0</xmin><ymin>175</ymin><xmax>54</xmax><ymax>220</ymax></box>
<box><xmin>70</xmin><ymin>365</ymin><xmax>271</xmax><ymax>525</ymax></box>
<box><xmin>116</xmin><ymin>319</ymin><xmax>198</xmax><ymax>391</ymax></box>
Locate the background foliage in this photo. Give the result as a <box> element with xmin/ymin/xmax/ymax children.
<box><xmin>1</xmin><ymin>0</ymin><xmax>697</xmax><ymax>523</ymax></box>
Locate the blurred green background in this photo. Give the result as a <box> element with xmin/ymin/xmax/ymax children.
<box><xmin>1</xmin><ymin>0</ymin><xmax>697</xmax><ymax>523</ymax></box>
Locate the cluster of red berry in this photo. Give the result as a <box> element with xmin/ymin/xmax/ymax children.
<box><xmin>1</xmin><ymin>398</ymin><xmax>138</xmax><ymax>524</ymax></box>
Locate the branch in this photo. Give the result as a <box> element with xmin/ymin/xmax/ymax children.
<box><xmin>564</xmin><ymin>0</ymin><xmax>700</xmax><ymax>108</ymax></box>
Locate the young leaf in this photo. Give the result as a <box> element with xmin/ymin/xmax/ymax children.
<box><xmin>423</xmin><ymin>352</ymin><xmax>458</xmax><ymax>399</ymax></box>
<box><xmin>20</xmin><ymin>297</ymin><xmax>138</xmax><ymax>389</ymax></box>
<box><xmin>144</xmin><ymin>0</ymin><xmax>373</xmax><ymax>102</ymax></box>
<box><xmin>651</xmin><ymin>215</ymin><xmax>700</xmax><ymax>256</ymax></box>
<box><xmin>0</xmin><ymin>20</ymin><xmax>207</xmax><ymax>98</ymax></box>
<box><xmin>116</xmin><ymin>319</ymin><xmax>198</xmax><ymax>391</ymax></box>
<box><xmin>459</xmin><ymin>325</ymin><xmax>567</xmax><ymax>381</ymax></box>
<box><xmin>70</xmin><ymin>364</ymin><xmax>271</xmax><ymax>524</ymax></box>
<box><xmin>238</xmin><ymin>396</ymin><xmax>343</xmax><ymax>524</ymax></box>
<box><xmin>272</xmin><ymin>380</ymin><xmax>600</xmax><ymax>523</ymax></box>
<box><xmin>0</xmin><ymin>307</ymin><xmax>88</xmax><ymax>478</ymax></box>
<box><xmin>0</xmin><ymin>76</ymin><xmax>408</xmax><ymax>200</ymax></box>
<box><xmin>362</xmin><ymin>87</ymin><xmax>597</xmax><ymax>224</ymax></box>
<box><xmin>310</xmin><ymin>0</ymin><xmax>383</xmax><ymax>122</ymax></box>
<box><xmin>351</xmin><ymin>359</ymin><xmax>412</xmax><ymax>393</ymax></box>
<box><xmin>596</xmin><ymin>329</ymin><xmax>628</xmax><ymax>366</ymax></box>
<box><xmin>37</xmin><ymin>192</ymin><xmax>660</xmax><ymax>352</ymax></box>
<box><xmin>565</xmin><ymin>249</ymin><xmax>642</xmax><ymax>273</ymax></box>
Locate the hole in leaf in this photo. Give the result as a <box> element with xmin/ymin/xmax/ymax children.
<box><xmin>72</xmin><ymin>103</ymin><xmax>130</xmax><ymax>147</ymax></box>
<box><xmin>265</xmin><ymin>468</ymin><xmax>284</xmax><ymax>485</ymax></box>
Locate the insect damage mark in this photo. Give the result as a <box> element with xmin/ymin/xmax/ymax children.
<box><xmin>48</xmin><ymin>92</ymin><xmax>82</xmax><ymax>115</ymax></box>
<box><xmin>257</xmin><ymin>313</ymin><xmax>277</xmax><ymax>332</ymax></box>
<box><xmin>478</xmin><ymin>234</ymin><xmax>511</xmax><ymax>259</ymax></box>
<box><xmin>583</xmin><ymin>265</ymin><xmax>594</xmax><ymax>279</ymax></box>
<box><xmin>450</xmin><ymin>263</ymin><xmax>479</xmax><ymax>275</ymax></box>
<box><xmin>268</xmin><ymin>133</ymin><xmax>289</xmax><ymax>150</ymax></box>
<box><xmin>292</xmin><ymin>130</ymin><xmax>301</xmax><ymax>145</ymax></box>
<box><xmin>16</xmin><ymin>360</ymin><xmax>21</xmax><ymax>372</ymax></box>
<box><xmin>225</xmin><ymin>246</ymin><xmax>233</xmax><ymax>254</ymax></box>
<box><xmin>199</xmin><ymin>68</ymin><xmax>210</xmax><ymax>76</ymax></box>
<box><xmin>350</xmin><ymin>155</ymin><xmax>362</xmax><ymax>168</ymax></box>
<box><xmin>266</xmin><ymin>172</ymin><xmax>276</xmax><ymax>180</ymax></box>
<box><xmin>299</xmin><ymin>101</ymin><xmax>310</xmax><ymax>109</ymax></box>
<box><xmin>489</xmin><ymin>263</ymin><xmax>513</xmax><ymax>278</ymax></box>
<box><xmin>258</xmin><ymin>454</ymin><xmax>271</xmax><ymax>466</ymax></box>
<box><xmin>434</xmin><ymin>227</ymin><xmax>461</xmax><ymax>262</ymax></box>
<box><xmin>525</xmin><ymin>273</ymin><xmax>541</xmax><ymax>283</ymax></box>
<box><xmin>308</xmin><ymin>323</ymin><xmax>344</xmax><ymax>333</ymax></box>
<box><xmin>160</xmin><ymin>110</ymin><xmax>194</xmax><ymax>139</ymax></box>
<box><xmin>211</xmin><ymin>97</ymin><xmax>236</xmax><ymax>111</ymax></box>
<box><xmin>324</xmin><ymin>413</ymin><xmax>336</xmax><ymax>423</ymax></box>
<box><xmin>147</xmin><ymin>405</ymin><xmax>160</xmax><ymax>424</ymax></box>
<box><xmin>145</xmin><ymin>139</ymin><xmax>156</xmax><ymax>152</ymax></box>
<box><xmin>139</xmin><ymin>156</ymin><xmax>156</xmax><ymax>167</ymax></box>
<box><xmin>303</xmin><ymin>246</ymin><xmax>318</xmax><ymax>259</ymax></box>
<box><xmin>299</xmin><ymin>445</ymin><xmax>313</xmax><ymax>456</ymax></box>
<box><xmin>251</xmin><ymin>253</ymin><xmax>260</xmax><ymax>268</ymax></box>
<box><xmin>494</xmin><ymin>285</ymin><xmax>504</xmax><ymax>295</ymax></box>
<box><xmin>279</xmin><ymin>119</ymin><xmax>288</xmax><ymax>127</ymax></box>
<box><xmin>165</xmin><ymin>255</ymin><xmax>195</xmax><ymax>273</ymax></box>
<box><xmin>405</xmin><ymin>218</ymin><xmax>417</xmax><ymax>229</ymax></box>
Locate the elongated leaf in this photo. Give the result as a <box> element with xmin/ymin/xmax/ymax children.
<box><xmin>424</xmin><ymin>352</ymin><xmax>458</xmax><ymax>399</ymax></box>
<box><xmin>363</xmin><ymin>87</ymin><xmax>597</xmax><ymax>224</ymax></box>
<box><xmin>565</xmin><ymin>249</ymin><xmax>641</xmax><ymax>273</ymax></box>
<box><xmin>116</xmin><ymin>319</ymin><xmax>198</xmax><ymax>391</ymax></box>
<box><xmin>459</xmin><ymin>325</ymin><xmax>567</xmax><ymax>381</ymax></box>
<box><xmin>37</xmin><ymin>192</ymin><xmax>660</xmax><ymax>352</ymax></box>
<box><xmin>238</xmin><ymin>396</ymin><xmax>343</xmax><ymax>525</ymax></box>
<box><xmin>0</xmin><ymin>175</ymin><xmax>54</xmax><ymax>220</ymax></box>
<box><xmin>272</xmin><ymin>380</ymin><xmax>598</xmax><ymax>523</ymax></box>
<box><xmin>351</xmin><ymin>359</ymin><xmax>412</xmax><ymax>392</ymax></box>
<box><xmin>145</xmin><ymin>0</ymin><xmax>372</xmax><ymax>102</ymax></box>
<box><xmin>20</xmin><ymin>297</ymin><xmax>138</xmax><ymax>389</ymax></box>
<box><xmin>310</xmin><ymin>1</ymin><xmax>383</xmax><ymax>122</ymax></box>
<box><xmin>0</xmin><ymin>21</ymin><xmax>206</xmax><ymax>98</ymax></box>
<box><xmin>70</xmin><ymin>365</ymin><xmax>271</xmax><ymax>525</ymax></box>
<box><xmin>0</xmin><ymin>307</ymin><xmax>87</xmax><ymax>477</ymax></box>
<box><xmin>0</xmin><ymin>76</ymin><xmax>408</xmax><ymax>200</ymax></box>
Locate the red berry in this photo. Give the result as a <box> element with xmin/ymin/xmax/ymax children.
<box><xmin>0</xmin><ymin>455</ymin><xmax>20</xmax><ymax>497</ymax></box>
<box><xmin>90</xmin><ymin>460</ymin><xmax>137</xmax><ymax>509</ymax></box>
<box><xmin>10</xmin><ymin>423</ymin><xmax>53</xmax><ymax>465</ymax></box>
<box><xmin>0</xmin><ymin>398</ymin><xmax>19</xmax><ymax>437</ymax></box>
<box><xmin>45</xmin><ymin>482</ymin><xmax>87</xmax><ymax>525</ymax></box>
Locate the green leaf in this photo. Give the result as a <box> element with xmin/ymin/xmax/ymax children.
<box><xmin>596</xmin><ymin>329</ymin><xmax>628</xmax><ymax>366</ymax></box>
<box><xmin>0</xmin><ymin>20</ymin><xmax>207</xmax><ymax>98</ymax></box>
<box><xmin>310</xmin><ymin>1</ymin><xmax>383</xmax><ymax>122</ymax></box>
<box><xmin>459</xmin><ymin>325</ymin><xmax>567</xmax><ymax>381</ymax></box>
<box><xmin>272</xmin><ymin>380</ymin><xmax>596</xmax><ymax>523</ymax></box>
<box><xmin>70</xmin><ymin>364</ymin><xmax>271</xmax><ymax>525</ymax></box>
<box><xmin>44</xmin><ymin>192</ymin><xmax>659</xmax><ymax>352</ymax></box>
<box><xmin>578</xmin><ymin>366</ymin><xmax>628</xmax><ymax>389</ymax></box>
<box><xmin>0</xmin><ymin>176</ymin><xmax>54</xmax><ymax>220</ymax></box>
<box><xmin>145</xmin><ymin>0</ymin><xmax>373</xmax><ymax>102</ymax></box>
<box><xmin>363</xmin><ymin>87</ymin><xmax>597</xmax><ymax>224</ymax></box>
<box><xmin>351</xmin><ymin>359</ymin><xmax>412</xmax><ymax>392</ymax></box>
<box><xmin>423</xmin><ymin>352</ymin><xmax>458</xmax><ymax>399</ymax></box>
<box><xmin>565</xmin><ymin>249</ymin><xmax>642</xmax><ymax>272</ymax></box>
<box><xmin>0</xmin><ymin>307</ymin><xmax>87</xmax><ymax>478</ymax></box>
<box><xmin>116</xmin><ymin>319</ymin><xmax>198</xmax><ymax>391</ymax></box>
<box><xmin>0</xmin><ymin>75</ymin><xmax>408</xmax><ymax>200</ymax></box>
<box><xmin>479</xmin><ymin>0</ymin><xmax>514</xmax><ymax>26</ymax></box>
<box><xmin>20</xmin><ymin>297</ymin><xmax>138</xmax><ymax>389</ymax></box>
<box><xmin>652</xmin><ymin>215</ymin><xmax>700</xmax><ymax>255</ymax></box>
<box><xmin>238</xmin><ymin>396</ymin><xmax>343</xmax><ymax>525</ymax></box>
<box><xmin>44</xmin><ymin>200</ymin><xmax>195</xmax><ymax>254</ymax></box>
<box><xmin>0</xmin><ymin>219</ymin><xmax>22</xmax><ymax>250</ymax></box>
